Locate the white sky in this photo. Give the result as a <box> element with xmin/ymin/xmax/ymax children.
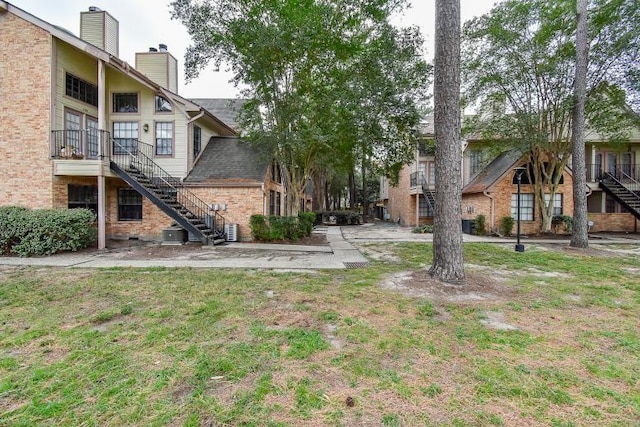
<box><xmin>8</xmin><ymin>0</ymin><xmax>498</xmax><ymax>99</ymax></box>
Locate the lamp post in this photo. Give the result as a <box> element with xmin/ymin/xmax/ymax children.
<box><xmin>514</xmin><ymin>167</ymin><xmax>526</xmax><ymax>252</ymax></box>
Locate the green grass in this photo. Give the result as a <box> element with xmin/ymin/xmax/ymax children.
<box><xmin>0</xmin><ymin>243</ymin><xmax>639</xmax><ymax>425</ymax></box>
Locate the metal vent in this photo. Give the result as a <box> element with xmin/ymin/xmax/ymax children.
<box><xmin>343</xmin><ymin>262</ymin><xmax>369</xmax><ymax>269</ymax></box>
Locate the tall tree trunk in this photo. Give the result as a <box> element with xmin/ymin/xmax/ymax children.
<box><xmin>349</xmin><ymin>171</ymin><xmax>356</xmax><ymax>209</ymax></box>
<box><xmin>570</xmin><ymin>0</ymin><xmax>589</xmax><ymax>248</ymax></box>
<box><xmin>362</xmin><ymin>155</ymin><xmax>369</xmax><ymax>223</ymax></box>
<box><xmin>429</xmin><ymin>0</ymin><xmax>465</xmax><ymax>284</ymax></box>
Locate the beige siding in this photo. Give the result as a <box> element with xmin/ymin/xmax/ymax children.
<box><xmin>135</xmin><ymin>52</ymin><xmax>178</xmax><ymax>92</ymax></box>
<box><xmin>54</xmin><ymin>41</ymin><xmax>99</xmax><ymax>129</ymax></box>
<box><xmin>0</xmin><ymin>12</ymin><xmax>54</xmax><ymax>208</ymax></box>
<box><xmin>105</xmin><ymin>13</ymin><xmax>119</xmax><ymax>57</ymax></box>
<box><xmin>80</xmin><ymin>11</ymin><xmax>119</xmax><ymax>57</ymax></box>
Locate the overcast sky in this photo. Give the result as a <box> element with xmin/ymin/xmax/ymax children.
<box><xmin>9</xmin><ymin>0</ymin><xmax>498</xmax><ymax>99</ymax></box>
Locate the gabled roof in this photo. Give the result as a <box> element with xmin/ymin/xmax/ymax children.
<box><xmin>184</xmin><ymin>136</ymin><xmax>271</xmax><ymax>185</ymax></box>
<box><xmin>462</xmin><ymin>149</ymin><xmax>522</xmax><ymax>194</ymax></box>
<box><xmin>190</xmin><ymin>98</ymin><xmax>248</xmax><ymax>132</ymax></box>
<box><xmin>5</xmin><ymin>2</ymin><xmax>236</xmax><ymax>136</ymax></box>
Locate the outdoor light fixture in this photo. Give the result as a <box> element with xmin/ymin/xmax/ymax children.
<box><xmin>514</xmin><ymin>166</ymin><xmax>526</xmax><ymax>252</ymax></box>
<box><xmin>143</xmin><ymin>123</ymin><xmax>149</xmax><ymax>132</ymax></box>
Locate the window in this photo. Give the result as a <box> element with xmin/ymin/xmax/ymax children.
<box><xmin>113</xmin><ymin>122</ymin><xmax>139</xmax><ymax>155</ymax></box>
<box><xmin>155</xmin><ymin>122</ymin><xmax>173</xmax><ymax>155</ymax></box>
<box><xmin>193</xmin><ymin>125</ymin><xmax>202</xmax><ymax>158</ymax></box>
<box><xmin>511</xmin><ymin>193</ymin><xmax>534</xmax><ymax>221</ymax></box>
<box><xmin>65</xmin><ymin>73</ymin><xmax>98</xmax><ymax>107</ymax></box>
<box><xmin>269</xmin><ymin>190</ymin><xmax>281</xmax><ymax>216</ymax></box>
<box><xmin>271</xmin><ymin>162</ymin><xmax>282</xmax><ymax>183</ymax></box>
<box><xmin>155</xmin><ymin>95</ymin><xmax>172</xmax><ymax>112</ymax></box>
<box><xmin>544</xmin><ymin>193</ymin><xmax>563</xmax><ymax>216</ymax></box>
<box><xmin>64</xmin><ymin>110</ymin><xmax>82</xmax><ymax>155</ymax></box>
<box><xmin>419</xmin><ymin>195</ymin><xmax>433</xmax><ymax>217</ymax></box>
<box><xmin>118</xmin><ymin>188</ymin><xmax>142</xmax><ymax>221</ymax></box>
<box><xmin>68</xmin><ymin>185</ymin><xmax>97</xmax><ymax>213</ymax></box>
<box><xmin>113</xmin><ymin>93</ymin><xmax>138</xmax><ymax>113</ymax></box>
<box><xmin>469</xmin><ymin>150</ymin><xmax>483</xmax><ymax>176</ymax></box>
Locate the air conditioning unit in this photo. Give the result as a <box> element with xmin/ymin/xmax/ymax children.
<box><xmin>225</xmin><ymin>223</ymin><xmax>238</xmax><ymax>242</ymax></box>
<box><xmin>162</xmin><ymin>227</ymin><xmax>185</xmax><ymax>245</ymax></box>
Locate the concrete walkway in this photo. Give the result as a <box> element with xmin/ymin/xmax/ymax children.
<box><xmin>0</xmin><ymin>226</ymin><xmax>369</xmax><ymax>270</ymax></box>
<box><xmin>0</xmin><ymin>222</ymin><xmax>637</xmax><ymax>270</ymax></box>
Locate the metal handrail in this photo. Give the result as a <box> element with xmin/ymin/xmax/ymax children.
<box><xmin>51</xmin><ymin>129</ymin><xmax>110</xmax><ymax>160</ymax></box>
<box><xmin>111</xmin><ymin>139</ymin><xmax>225</xmax><ymax>237</ymax></box>
<box><xmin>602</xmin><ymin>171</ymin><xmax>640</xmax><ymax>204</ymax></box>
<box><xmin>419</xmin><ymin>172</ymin><xmax>435</xmax><ymax>212</ymax></box>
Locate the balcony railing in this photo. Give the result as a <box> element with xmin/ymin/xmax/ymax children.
<box><xmin>586</xmin><ymin>164</ymin><xmax>638</xmax><ymax>183</ymax></box>
<box><xmin>51</xmin><ymin>130</ymin><xmax>111</xmax><ymax>160</ymax></box>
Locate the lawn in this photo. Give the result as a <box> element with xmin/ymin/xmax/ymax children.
<box><xmin>0</xmin><ymin>243</ymin><xmax>638</xmax><ymax>426</ymax></box>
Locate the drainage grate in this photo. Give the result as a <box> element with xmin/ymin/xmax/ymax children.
<box><xmin>343</xmin><ymin>262</ymin><xmax>369</xmax><ymax>269</ymax></box>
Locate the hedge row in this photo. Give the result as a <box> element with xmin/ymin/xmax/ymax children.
<box><xmin>0</xmin><ymin>207</ymin><xmax>97</xmax><ymax>257</ymax></box>
<box><xmin>250</xmin><ymin>212</ymin><xmax>316</xmax><ymax>241</ymax></box>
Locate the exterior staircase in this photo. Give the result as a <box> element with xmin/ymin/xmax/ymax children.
<box><xmin>110</xmin><ymin>140</ymin><xmax>225</xmax><ymax>244</ymax></box>
<box><xmin>419</xmin><ymin>173</ymin><xmax>436</xmax><ymax>213</ymax></box>
<box><xmin>599</xmin><ymin>172</ymin><xmax>640</xmax><ymax>220</ymax></box>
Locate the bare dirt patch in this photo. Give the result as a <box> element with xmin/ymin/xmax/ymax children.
<box><xmin>380</xmin><ymin>269</ymin><xmax>516</xmax><ymax>304</ymax></box>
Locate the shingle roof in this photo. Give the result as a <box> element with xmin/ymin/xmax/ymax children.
<box><xmin>190</xmin><ymin>98</ymin><xmax>247</xmax><ymax>132</ymax></box>
<box><xmin>462</xmin><ymin>149</ymin><xmax>523</xmax><ymax>194</ymax></box>
<box><xmin>184</xmin><ymin>136</ymin><xmax>270</xmax><ymax>184</ymax></box>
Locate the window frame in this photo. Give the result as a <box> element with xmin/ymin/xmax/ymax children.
<box><xmin>418</xmin><ymin>195</ymin><xmax>433</xmax><ymax>217</ymax></box>
<box><xmin>193</xmin><ymin>125</ymin><xmax>202</xmax><ymax>159</ymax></box>
<box><xmin>511</xmin><ymin>193</ymin><xmax>535</xmax><ymax>221</ymax></box>
<box><xmin>65</xmin><ymin>72</ymin><xmax>98</xmax><ymax>107</ymax></box>
<box><xmin>112</xmin><ymin>92</ymin><xmax>139</xmax><ymax>113</ymax></box>
<box><xmin>117</xmin><ymin>187</ymin><xmax>143</xmax><ymax>221</ymax></box>
<box><xmin>155</xmin><ymin>94</ymin><xmax>173</xmax><ymax>113</ymax></box>
<box><xmin>68</xmin><ymin>184</ymin><xmax>98</xmax><ymax>214</ymax></box>
<box><xmin>112</xmin><ymin>121</ymin><xmax>139</xmax><ymax>155</ymax></box>
<box><xmin>544</xmin><ymin>193</ymin><xmax>563</xmax><ymax>216</ymax></box>
<box><xmin>154</xmin><ymin>121</ymin><xmax>174</xmax><ymax>156</ymax></box>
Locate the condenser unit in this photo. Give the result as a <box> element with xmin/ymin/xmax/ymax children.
<box><xmin>225</xmin><ymin>223</ymin><xmax>238</xmax><ymax>242</ymax></box>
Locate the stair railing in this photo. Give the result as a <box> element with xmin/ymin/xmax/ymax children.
<box><xmin>111</xmin><ymin>139</ymin><xmax>225</xmax><ymax>238</ymax></box>
<box><xmin>602</xmin><ymin>171</ymin><xmax>640</xmax><ymax>205</ymax></box>
<box><xmin>419</xmin><ymin>172</ymin><xmax>435</xmax><ymax>212</ymax></box>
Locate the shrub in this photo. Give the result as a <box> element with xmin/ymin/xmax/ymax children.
<box><xmin>499</xmin><ymin>216</ymin><xmax>515</xmax><ymax>237</ymax></box>
<box><xmin>552</xmin><ymin>215</ymin><xmax>573</xmax><ymax>233</ymax></box>
<box><xmin>318</xmin><ymin>210</ymin><xmax>361</xmax><ymax>225</ymax></box>
<box><xmin>251</xmin><ymin>214</ymin><xmax>313</xmax><ymax>242</ymax></box>
<box><xmin>412</xmin><ymin>224</ymin><xmax>434</xmax><ymax>234</ymax></box>
<box><xmin>298</xmin><ymin>212</ymin><xmax>316</xmax><ymax>236</ymax></box>
<box><xmin>0</xmin><ymin>207</ymin><xmax>96</xmax><ymax>257</ymax></box>
<box><xmin>250</xmin><ymin>215</ymin><xmax>270</xmax><ymax>241</ymax></box>
<box><xmin>474</xmin><ymin>214</ymin><xmax>487</xmax><ymax>236</ymax></box>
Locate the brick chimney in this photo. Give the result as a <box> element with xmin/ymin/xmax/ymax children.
<box><xmin>80</xmin><ymin>6</ymin><xmax>119</xmax><ymax>57</ymax></box>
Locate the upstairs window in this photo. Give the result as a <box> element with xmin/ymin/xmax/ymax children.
<box><xmin>155</xmin><ymin>95</ymin><xmax>172</xmax><ymax>112</ymax></box>
<box><xmin>469</xmin><ymin>150</ymin><xmax>483</xmax><ymax>176</ymax></box>
<box><xmin>65</xmin><ymin>73</ymin><xmax>98</xmax><ymax>107</ymax></box>
<box><xmin>155</xmin><ymin>122</ymin><xmax>173</xmax><ymax>156</ymax></box>
<box><xmin>193</xmin><ymin>125</ymin><xmax>202</xmax><ymax>158</ymax></box>
<box><xmin>113</xmin><ymin>93</ymin><xmax>138</xmax><ymax>113</ymax></box>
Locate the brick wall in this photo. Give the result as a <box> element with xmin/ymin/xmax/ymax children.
<box><xmin>0</xmin><ymin>12</ymin><xmax>54</xmax><ymax>208</ymax></box>
<box><xmin>386</xmin><ymin>168</ymin><xmax>418</xmax><ymax>226</ymax></box>
<box><xmin>588</xmin><ymin>213</ymin><xmax>638</xmax><ymax>233</ymax></box>
<box><xmin>463</xmin><ymin>168</ymin><xmax>575</xmax><ymax>235</ymax></box>
<box><xmin>190</xmin><ymin>185</ymin><xmax>266</xmax><ymax>241</ymax></box>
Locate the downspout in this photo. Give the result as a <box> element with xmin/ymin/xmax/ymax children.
<box><xmin>483</xmin><ymin>189</ymin><xmax>495</xmax><ymax>233</ymax></box>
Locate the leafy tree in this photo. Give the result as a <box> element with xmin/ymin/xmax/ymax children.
<box><xmin>429</xmin><ymin>0</ymin><xmax>465</xmax><ymax>284</ymax></box>
<box><xmin>171</xmin><ymin>0</ymin><xmax>429</xmax><ymax>215</ymax></box>
<box><xmin>462</xmin><ymin>0</ymin><xmax>640</xmax><ymax>232</ymax></box>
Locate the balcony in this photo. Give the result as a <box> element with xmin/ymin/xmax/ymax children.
<box><xmin>51</xmin><ymin>130</ymin><xmax>113</xmax><ymax>176</ymax></box>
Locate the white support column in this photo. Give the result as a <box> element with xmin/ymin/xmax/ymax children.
<box><xmin>97</xmin><ymin>60</ymin><xmax>106</xmax><ymax>250</ymax></box>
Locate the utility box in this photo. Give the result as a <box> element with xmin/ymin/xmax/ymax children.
<box><xmin>162</xmin><ymin>227</ymin><xmax>185</xmax><ymax>245</ymax></box>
